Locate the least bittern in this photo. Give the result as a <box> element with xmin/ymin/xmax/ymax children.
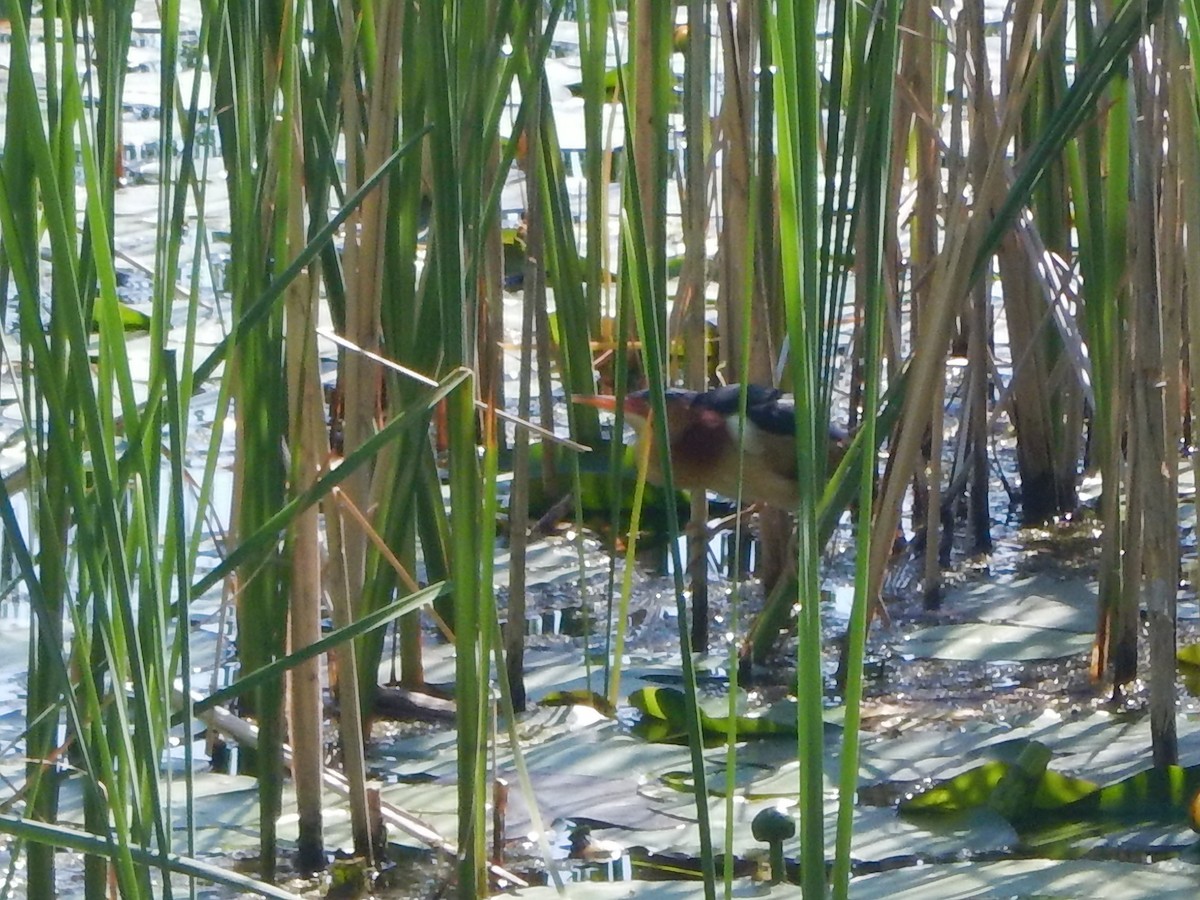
<box><xmin>575</xmin><ymin>384</ymin><xmax>847</xmax><ymax>510</ymax></box>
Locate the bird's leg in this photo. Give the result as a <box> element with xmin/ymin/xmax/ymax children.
<box><xmin>703</xmin><ymin>502</ymin><xmax>762</xmax><ymax>530</ymax></box>
<box><xmin>757</xmin><ymin>507</ymin><xmax>793</xmax><ymax>596</ymax></box>
<box><xmin>682</xmin><ymin>516</ymin><xmax>709</xmax><ymax>542</ymax></box>
<box><xmin>686</xmin><ymin>496</ymin><xmax>710</xmax><ymax>651</ymax></box>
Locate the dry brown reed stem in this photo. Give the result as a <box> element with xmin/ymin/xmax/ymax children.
<box><xmin>1132</xmin><ymin>25</ymin><xmax>1179</xmax><ymax>763</ymax></box>
<box><xmin>330</xmin><ymin>486</ymin><xmax>456</xmax><ymax>644</ymax></box>
<box><xmin>868</xmin><ymin>0</ymin><xmax>1027</xmax><ymax>606</ymax></box>
<box><xmin>284</xmin><ymin>107</ymin><xmax>329</xmax><ymax>867</ymax></box>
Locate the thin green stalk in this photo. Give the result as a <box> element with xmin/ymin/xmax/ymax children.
<box><xmin>201</xmin><ymin>0</ymin><xmax>296</xmax><ymax>871</ymax></box>
<box><xmin>724</xmin><ymin>47</ymin><xmax>763</xmax><ymax>899</ymax></box>
<box><xmin>192</xmin><ymin>131</ymin><xmax>425</xmax><ymax>386</ymax></box>
<box><xmin>164</xmin><ymin>351</ymin><xmax>197</xmax><ymax>889</ymax></box>
<box><xmin>607</xmin><ymin>418</ymin><xmax>655</xmax><ymax>708</ymax></box>
<box><xmin>0</xmin><ymin>1</ymin><xmax>201</xmax><ymax>893</ymax></box>
<box><xmin>449</xmin><ymin>376</ymin><xmax>487</xmax><ymax>896</ymax></box>
<box><xmin>972</xmin><ymin>0</ymin><xmax>1164</xmax><ymax>289</ymax></box>
<box><xmin>191</xmin><ymin>370</ymin><xmax>470</xmax><ymax>598</ymax></box>
<box><xmin>770</xmin><ymin>0</ymin><xmax>827</xmax><ymax>894</ymax></box>
<box><xmin>0</xmin><ymin>813</ymin><xmax>302</xmax><ymax>900</ymax></box>
<box><xmin>832</xmin><ymin>1</ymin><xmax>901</xmax><ymax>893</ymax></box>
<box><xmin>489</xmin><ymin>611</ymin><xmax>566</xmax><ymax>892</ymax></box>
<box><xmin>617</xmin><ymin>54</ymin><xmax>717</xmax><ymax>891</ymax></box>
<box><xmin>578</xmin><ymin>0</ymin><xmax>611</xmax><ymax>335</ymax></box>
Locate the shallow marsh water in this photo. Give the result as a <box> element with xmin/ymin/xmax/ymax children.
<box><xmin>2</xmin><ymin>429</ymin><xmax>1199</xmax><ymax>897</ymax></box>
<box><xmin>1</xmin><ymin>2</ymin><xmax>1198</xmax><ymax>898</ymax></box>
<box><xmin>337</xmin><ymin>504</ymin><xmax>1200</xmax><ymax>897</ymax></box>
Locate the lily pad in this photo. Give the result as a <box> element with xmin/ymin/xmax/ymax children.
<box><xmin>945</xmin><ymin>574</ymin><xmax>1097</xmax><ymax>633</ymax></box>
<box><xmin>491</xmin><ymin>539</ymin><xmax>608</xmax><ymax>591</ymax></box>
<box><xmin>900</xmin><ymin>622</ymin><xmax>1093</xmax><ymax>662</ymax></box>
<box><xmin>981</xmin><ymin>711</ymin><xmax>1200</xmax><ymax>784</ymax></box>
<box><xmin>848</xmin><ymin>859</ymin><xmax>1200</xmax><ymax>899</ymax></box>
<box><xmin>503</xmin><ymin>771</ymin><xmax>683</xmax><ymax>834</ymax></box>
<box><xmin>57</xmin><ymin>771</ymin><xmax>350</xmax><ymax>854</ymax></box>
<box><xmin>509</xmin><ymin>881</ymin><xmax>793</xmax><ymax>899</ymax></box>
<box><xmin>409</xmin><ymin>642</ymin><xmax>681</xmax><ymax>707</ymax></box>
<box><xmin>584</xmin><ymin>803</ymin><xmax>1015</xmax><ymax>865</ymax></box>
<box><xmin>857</xmin><ymin>720</ymin><xmax>1016</xmax><ymax>785</ymax></box>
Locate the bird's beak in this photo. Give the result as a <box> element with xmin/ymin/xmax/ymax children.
<box><xmin>572</xmin><ymin>393</ymin><xmax>652</xmax><ymax>425</ymax></box>
<box><xmin>571</xmin><ymin>394</ymin><xmax>619</xmax><ymax>413</ymax></box>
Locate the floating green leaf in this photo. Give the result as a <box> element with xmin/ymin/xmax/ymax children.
<box><xmin>630</xmin><ymin>686</ymin><xmax>808</xmax><ymax>742</ymax></box>
<box><xmin>901</xmin><ymin>761</ymin><xmax>1009</xmax><ymax>814</ymax></box>
<box><xmin>540</xmin><ymin>690</ymin><xmax>616</xmax><ymax>717</ymax></box>
<box><xmin>1181</xmin><ymin>662</ymin><xmax>1200</xmax><ymax>698</ymax></box>
<box><xmin>1080</xmin><ymin>764</ymin><xmax>1200</xmax><ymax>820</ymax></box>
<box><xmin>91</xmin><ymin>299</ymin><xmax>152</xmax><ymax>332</ymax></box>
<box><xmin>900</xmin><ymin>747</ymin><xmax>1200</xmax><ymax>828</ymax></box>
<box><xmin>988</xmin><ymin>741</ymin><xmax>1052</xmax><ymax>820</ymax></box>
<box><xmin>1177</xmin><ymin>643</ymin><xmax>1200</xmax><ymax>667</ymax></box>
<box><xmin>901</xmin><ymin>745</ymin><xmax>1100</xmax><ymax>822</ymax></box>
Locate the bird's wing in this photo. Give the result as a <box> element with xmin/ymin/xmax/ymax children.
<box><xmin>692</xmin><ymin>384</ymin><xmax>784</xmax><ymax>417</ymax></box>
<box><xmin>687</xmin><ymin>383</ymin><xmax>797</xmax><ymax>438</ymax></box>
<box><xmin>741</xmin><ymin>392</ymin><xmax>849</xmax><ymax>479</ymax></box>
<box><xmin>743</xmin><ymin>392</ymin><xmax>847</xmax><ymax>448</ymax></box>
<box><xmin>744</xmin><ymin>392</ymin><xmax>796</xmax><ymax>437</ymax></box>
<box><xmin>692</xmin><ymin>384</ymin><xmax>738</xmax><ymax>413</ymax></box>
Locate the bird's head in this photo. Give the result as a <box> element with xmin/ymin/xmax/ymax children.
<box><xmin>575</xmin><ymin>387</ymin><xmax>747</xmax><ymax>499</ymax></box>
<box><xmin>572</xmin><ymin>389</ymin><xmax>697</xmax><ymax>437</ymax></box>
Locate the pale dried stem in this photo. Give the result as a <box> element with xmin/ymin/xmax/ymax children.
<box><xmin>318</xmin><ymin>328</ymin><xmax>590</xmax><ymax>453</ymax></box>
<box><xmin>284</xmin><ymin>84</ymin><xmax>327</xmax><ymax>864</ymax></box>
<box><xmin>868</xmin><ymin>0</ymin><xmax>1037</xmax><ymax>601</ymax></box>
<box><xmin>330</xmin><ymin>486</ymin><xmax>455</xmax><ymax>643</ymax></box>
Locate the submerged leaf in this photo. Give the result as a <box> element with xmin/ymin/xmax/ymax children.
<box><xmin>521</xmin><ymin>440</ymin><xmax>690</xmax><ymax>536</ymax></box>
<box><xmin>1180</xmin><ymin>662</ymin><xmax>1200</xmax><ymax>697</ymax></box>
<box><xmin>988</xmin><ymin>742</ymin><xmax>1052</xmax><ymax>820</ymax></box>
<box><xmin>630</xmin><ymin>685</ymin><xmax>690</xmax><ymax>724</ymax></box>
<box><xmin>631</xmin><ymin>715</ymin><xmax>689</xmax><ymax>745</ymax></box>
<box><xmin>1032</xmin><ymin>769</ymin><xmax>1104</xmax><ymax>809</ymax></box>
